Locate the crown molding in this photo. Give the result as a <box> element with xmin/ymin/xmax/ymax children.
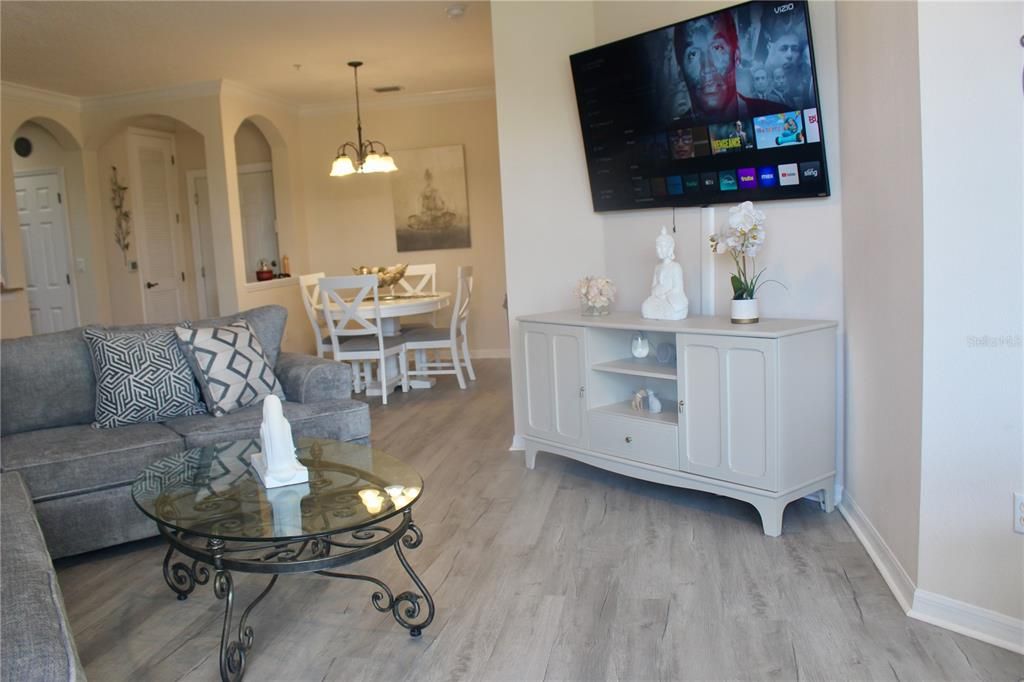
<box><xmin>300</xmin><ymin>85</ymin><xmax>495</xmax><ymax>118</ymax></box>
<box><xmin>2</xmin><ymin>79</ymin><xmax>495</xmax><ymax>118</ymax></box>
<box><xmin>1</xmin><ymin>81</ymin><xmax>82</xmax><ymax>111</ymax></box>
<box><xmin>220</xmin><ymin>80</ymin><xmax>299</xmax><ymax>115</ymax></box>
<box><xmin>79</xmin><ymin>80</ymin><xmax>221</xmax><ymax>111</ymax></box>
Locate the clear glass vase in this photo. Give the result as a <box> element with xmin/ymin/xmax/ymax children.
<box><xmin>580</xmin><ymin>302</ymin><xmax>610</xmax><ymax>316</ymax></box>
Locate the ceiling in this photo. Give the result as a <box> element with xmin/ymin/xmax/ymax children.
<box><xmin>1</xmin><ymin>1</ymin><xmax>494</xmax><ymax>105</ymax></box>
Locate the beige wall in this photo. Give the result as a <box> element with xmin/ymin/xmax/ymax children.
<box><xmin>299</xmin><ymin>94</ymin><xmax>509</xmax><ymax>356</ymax></box>
<box><xmin>590</xmin><ymin>0</ymin><xmax>846</xmax><ymax>498</ymax></box>
<box><xmin>836</xmin><ymin>1</ymin><xmax>924</xmax><ymax>590</ymax></box>
<box><xmin>2</xmin><ymin>83</ymin><xmax>504</xmax><ymax>357</ymax></box>
<box><xmin>492</xmin><ymin>1</ymin><xmax>606</xmax><ymax>444</ymax></box>
<box><xmin>493</xmin><ymin>1</ymin><xmax>844</xmax><ymax>466</ymax></box>
<box><xmin>96</xmin><ymin>130</ymin><xmax>142</xmax><ymax>325</ymax></box>
<box><xmin>916</xmin><ymin>0</ymin><xmax>1023</xmax><ymax>623</ymax></box>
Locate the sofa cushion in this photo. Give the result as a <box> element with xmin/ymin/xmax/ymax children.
<box><xmin>83</xmin><ymin>326</ymin><xmax>206</xmax><ymax>428</ymax></box>
<box><xmin>165</xmin><ymin>399</ymin><xmax>371</xmax><ymax>448</ymax></box>
<box><xmin>1</xmin><ymin>423</ymin><xmax>183</xmax><ymax>500</ymax></box>
<box><xmin>0</xmin><ymin>472</ymin><xmax>86</xmax><ymax>682</ymax></box>
<box><xmin>195</xmin><ymin>305</ymin><xmax>287</xmax><ymax>368</ymax></box>
<box><xmin>175</xmin><ymin>320</ymin><xmax>285</xmax><ymax>416</ymax></box>
<box><xmin>0</xmin><ymin>328</ymin><xmax>95</xmax><ymax>437</ymax></box>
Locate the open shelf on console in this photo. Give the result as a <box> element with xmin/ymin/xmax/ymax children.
<box><xmin>592</xmin><ymin>357</ymin><xmax>676</xmax><ymax>380</ymax></box>
<box><xmin>591</xmin><ymin>400</ymin><xmax>678</xmax><ymax>426</ymax></box>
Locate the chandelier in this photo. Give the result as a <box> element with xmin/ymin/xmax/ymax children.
<box><xmin>329</xmin><ymin>61</ymin><xmax>397</xmax><ymax>177</ymax></box>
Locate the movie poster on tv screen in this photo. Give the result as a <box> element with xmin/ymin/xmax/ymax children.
<box><xmin>669</xmin><ymin>126</ymin><xmax>711</xmax><ymax>159</ymax></box>
<box><xmin>644</xmin><ymin>1</ymin><xmax>816</xmax><ymax>128</ymax></box>
<box><xmin>753</xmin><ymin>111</ymin><xmax>805</xmax><ymax>149</ymax></box>
<box><xmin>709</xmin><ymin>120</ymin><xmax>755</xmax><ymax>155</ymax></box>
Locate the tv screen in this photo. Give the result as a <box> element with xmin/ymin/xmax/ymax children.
<box><xmin>570</xmin><ymin>0</ymin><xmax>830</xmax><ymax>211</ymax></box>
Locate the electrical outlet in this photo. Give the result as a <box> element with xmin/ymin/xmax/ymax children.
<box><xmin>1015</xmin><ymin>492</ymin><xmax>1024</xmax><ymax>534</ymax></box>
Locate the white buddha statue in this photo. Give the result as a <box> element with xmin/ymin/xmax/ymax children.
<box><xmin>252</xmin><ymin>395</ymin><xmax>308</xmax><ymax>488</ymax></box>
<box><xmin>641</xmin><ymin>227</ymin><xmax>689</xmax><ymax>321</ymax></box>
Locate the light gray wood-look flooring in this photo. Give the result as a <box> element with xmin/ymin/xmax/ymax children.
<box><xmin>57</xmin><ymin>360</ymin><xmax>1023</xmax><ymax>681</ymax></box>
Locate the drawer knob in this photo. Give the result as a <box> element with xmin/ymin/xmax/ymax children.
<box><xmin>624</xmin><ymin>436</ymin><xmax>633</xmax><ymax>444</ymax></box>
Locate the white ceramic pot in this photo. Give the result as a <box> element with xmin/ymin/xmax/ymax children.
<box><xmin>730</xmin><ymin>298</ymin><xmax>759</xmax><ymax>324</ymax></box>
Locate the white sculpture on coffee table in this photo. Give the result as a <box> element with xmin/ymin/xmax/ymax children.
<box><xmin>641</xmin><ymin>227</ymin><xmax>689</xmax><ymax>320</ymax></box>
<box><xmin>251</xmin><ymin>394</ymin><xmax>309</xmax><ymax>488</ymax></box>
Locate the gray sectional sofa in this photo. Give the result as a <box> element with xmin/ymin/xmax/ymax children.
<box><xmin>0</xmin><ymin>304</ymin><xmax>370</xmax><ymax>559</ymax></box>
<box><xmin>1</xmin><ymin>471</ymin><xmax>85</xmax><ymax>682</ymax></box>
<box><xmin>0</xmin><ymin>305</ymin><xmax>371</xmax><ymax>681</ymax></box>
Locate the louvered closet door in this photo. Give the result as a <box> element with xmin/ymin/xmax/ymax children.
<box><xmin>131</xmin><ymin>133</ymin><xmax>183</xmax><ymax>323</ymax></box>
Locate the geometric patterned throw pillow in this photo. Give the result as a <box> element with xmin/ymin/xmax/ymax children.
<box><xmin>174</xmin><ymin>320</ymin><xmax>284</xmax><ymax>417</ymax></box>
<box><xmin>82</xmin><ymin>327</ymin><xmax>207</xmax><ymax>429</ymax></box>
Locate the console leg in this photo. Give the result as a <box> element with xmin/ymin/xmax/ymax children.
<box><xmin>753</xmin><ymin>500</ymin><xmax>784</xmax><ymax>537</ymax></box>
<box><xmin>524</xmin><ymin>444</ymin><xmax>538</xmax><ymax>470</ymax></box>
<box><xmin>820</xmin><ymin>487</ymin><xmax>836</xmax><ymax>513</ymax></box>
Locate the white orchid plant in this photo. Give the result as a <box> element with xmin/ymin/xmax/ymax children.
<box><xmin>708</xmin><ymin>201</ymin><xmax>785</xmax><ymax>300</ymax></box>
<box><xmin>574</xmin><ymin>275</ymin><xmax>616</xmax><ymax>308</ymax></box>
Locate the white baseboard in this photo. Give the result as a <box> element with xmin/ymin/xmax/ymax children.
<box><xmin>470</xmin><ymin>348</ymin><xmax>510</xmax><ymax>359</ymax></box>
<box><xmin>910</xmin><ymin>590</ymin><xmax>1024</xmax><ymax>655</ymax></box>
<box><xmin>509</xmin><ymin>434</ymin><xmax>525</xmax><ymax>451</ymax></box>
<box><xmin>838</xmin><ymin>494</ymin><xmax>916</xmax><ymax>612</ymax></box>
<box><xmin>840</xmin><ymin>494</ymin><xmax>1024</xmax><ymax>654</ymax></box>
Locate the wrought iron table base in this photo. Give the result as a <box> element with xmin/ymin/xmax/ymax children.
<box><xmin>159</xmin><ymin>508</ymin><xmax>435</xmax><ymax>682</ymax></box>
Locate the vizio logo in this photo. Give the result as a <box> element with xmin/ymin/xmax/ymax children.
<box><xmin>774</xmin><ymin>3</ymin><xmax>795</xmax><ymax>14</ymax></box>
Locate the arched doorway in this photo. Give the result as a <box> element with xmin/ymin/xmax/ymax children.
<box><xmin>9</xmin><ymin>117</ymin><xmax>83</xmax><ymax>333</ymax></box>
<box><xmin>97</xmin><ymin>114</ymin><xmax>208</xmax><ymax>324</ymax></box>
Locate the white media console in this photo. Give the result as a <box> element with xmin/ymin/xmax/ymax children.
<box><xmin>518</xmin><ymin>311</ymin><xmax>837</xmax><ymax>536</ymax></box>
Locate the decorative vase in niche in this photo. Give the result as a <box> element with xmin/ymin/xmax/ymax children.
<box><xmin>731</xmin><ymin>298</ymin><xmax>759</xmax><ymax>324</ymax></box>
<box><xmin>631</xmin><ymin>333</ymin><xmax>650</xmax><ymax>358</ymax></box>
<box><xmin>581</xmin><ymin>302</ymin><xmax>610</xmax><ymax>316</ymax></box>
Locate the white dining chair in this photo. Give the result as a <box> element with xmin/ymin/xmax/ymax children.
<box><xmin>404</xmin><ymin>266</ymin><xmax>475</xmax><ymax>389</ymax></box>
<box><xmin>397</xmin><ymin>264</ymin><xmax>436</xmax><ymax>295</ymax></box>
<box><xmin>319</xmin><ymin>274</ymin><xmax>409</xmax><ymax>405</ymax></box>
<box><xmin>397</xmin><ymin>263</ymin><xmax>438</xmax><ymax>337</ymax></box>
<box><xmin>298</xmin><ymin>272</ymin><xmax>333</xmax><ymax>360</ymax></box>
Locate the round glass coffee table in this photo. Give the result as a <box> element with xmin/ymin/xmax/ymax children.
<box><xmin>132</xmin><ymin>437</ymin><xmax>435</xmax><ymax>682</ymax></box>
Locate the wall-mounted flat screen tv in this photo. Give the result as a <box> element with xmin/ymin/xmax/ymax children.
<box><xmin>570</xmin><ymin>0</ymin><xmax>830</xmax><ymax>211</ymax></box>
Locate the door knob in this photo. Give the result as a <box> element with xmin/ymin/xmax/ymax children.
<box><xmin>624</xmin><ymin>436</ymin><xmax>633</xmax><ymax>444</ymax></box>
<box><xmin>145</xmin><ymin>281</ymin><xmax>158</xmax><ymax>289</ymax></box>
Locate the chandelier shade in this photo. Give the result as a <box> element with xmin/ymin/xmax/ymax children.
<box><xmin>329</xmin><ymin>61</ymin><xmax>397</xmax><ymax>177</ymax></box>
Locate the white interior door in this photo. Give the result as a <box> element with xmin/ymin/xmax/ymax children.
<box><xmin>188</xmin><ymin>172</ymin><xmax>219</xmax><ymax>318</ymax></box>
<box><xmin>130</xmin><ymin>132</ymin><xmax>183</xmax><ymax>323</ymax></box>
<box><xmin>15</xmin><ymin>171</ymin><xmax>78</xmax><ymax>334</ymax></box>
<box><xmin>237</xmin><ymin>166</ymin><xmax>278</xmax><ymax>277</ymax></box>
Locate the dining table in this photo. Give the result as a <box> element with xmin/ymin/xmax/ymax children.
<box><xmin>316</xmin><ymin>290</ymin><xmax>451</xmax><ymax>393</ymax></box>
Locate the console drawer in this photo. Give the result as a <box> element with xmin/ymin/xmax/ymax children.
<box><xmin>587</xmin><ymin>412</ymin><xmax>679</xmax><ymax>469</ymax></box>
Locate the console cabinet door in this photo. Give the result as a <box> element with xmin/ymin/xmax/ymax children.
<box><xmin>677</xmin><ymin>334</ymin><xmax>778</xmax><ymax>491</ymax></box>
<box><xmin>522</xmin><ymin>323</ymin><xmax>586</xmax><ymax>447</ymax></box>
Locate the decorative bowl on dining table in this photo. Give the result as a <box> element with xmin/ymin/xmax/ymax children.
<box><xmin>352</xmin><ymin>264</ymin><xmax>408</xmax><ymax>288</ymax></box>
